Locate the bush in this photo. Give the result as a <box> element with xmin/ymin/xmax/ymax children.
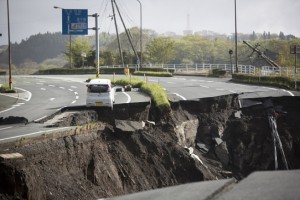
<box><xmin>33</xmin><ymin>67</ymin><xmax>134</xmax><ymax>75</ymax></box>
<box><xmin>133</xmin><ymin>71</ymin><xmax>173</xmax><ymax>77</ymax></box>
<box><xmin>209</xmin><ymin>69</ymin><xmax>227</xmax><ymax>77</ymax></box>
<box><xmin>232</xmin><ymin>74</ymin><xmax>299</xmax><ymax>90</ymax></box>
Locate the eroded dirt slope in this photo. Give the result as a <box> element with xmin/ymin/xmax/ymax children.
<box><xmin>0</xmin><ymin>95</ymin><xmax>300</xmax><ymax>200</ymax></box>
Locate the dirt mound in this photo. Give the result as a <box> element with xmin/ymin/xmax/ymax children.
<box><xmin>0</xmin><ymin>95</ymin><xmax>300</xmax><ymax>199</ymax></box>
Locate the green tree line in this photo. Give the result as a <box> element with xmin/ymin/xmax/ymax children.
<box><xmin>0</xmin><ymin>29</ymin><xmax>299</xmax><ymax>69</ymax></box>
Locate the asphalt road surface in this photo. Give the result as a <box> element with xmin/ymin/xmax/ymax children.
<box><xmin>0</xmin><ymin>74</ymin><xmax>298</xmax><ymax>143</ymax></box>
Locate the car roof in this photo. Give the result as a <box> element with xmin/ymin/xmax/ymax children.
<box><xmin>88</xmin><ymin>78</ymin><xmax>111</xmax><ymax>85</ymax></box>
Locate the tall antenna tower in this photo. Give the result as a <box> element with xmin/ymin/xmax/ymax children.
<box><xmin>183</xmin><ymin>13</ymin><xmax>193</xmax><ymax>35</ymax></box>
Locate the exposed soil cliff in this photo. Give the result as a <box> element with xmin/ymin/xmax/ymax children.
<box><xmin>0</xmin><ymin>95</ymin><xmax>299</xmax><ymax>200</ymax></box>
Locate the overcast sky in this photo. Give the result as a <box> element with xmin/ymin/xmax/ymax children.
<box><xmin>0</xmin><ymin>0</ymin><xmax>299</xmax><ymax>45</ymax></box>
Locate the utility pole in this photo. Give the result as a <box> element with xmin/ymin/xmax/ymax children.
<box><xmin>111</xmin><ymin>0</ymin><xmax>124</xmax><ymax>67</ymax></box>
<box><xmin>234</xmin><ymin>0</ymin><xmax>238</xmax><ymax>73</ymax></box>
<box><xmin>7</xmin><ymin>0</ymin><xmax>12</xmax><ymax>89</ymax></box>
<box><xmin>137</xmin><ymin>0</ymin><xmax>142</xmax><ymax>69</ymax></box>
<box><xmin>89</xmin><ymin>13</ymin><xmax>100</xmax><ymax>78</ymax></box>
<box><xmin>113</xmin><ymin>0</ymin><xmax>140</xmax><ymax>69</ymax></box>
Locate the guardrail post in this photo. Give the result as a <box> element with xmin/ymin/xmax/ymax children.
<box><xmin>196</xmin><ymin>63</ymin><xmax>198</xmax><ymax>72</ymax></box>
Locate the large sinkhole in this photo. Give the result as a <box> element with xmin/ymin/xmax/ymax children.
<box><xmin>0</xmin><ymin>94</ymin><xmax>300</xmax><ymax>200</ymax></box>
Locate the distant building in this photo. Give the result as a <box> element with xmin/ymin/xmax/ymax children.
<box><xmin>183</xmin><ymin>13</ymin><xmax>193</xmax><ymax>35</ymax></box>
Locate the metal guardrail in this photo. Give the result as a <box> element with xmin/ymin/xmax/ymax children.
<box><xmin>92</xmin><ymin>63</ymin><xmax>298</xmax><ymax>78</ymax></box>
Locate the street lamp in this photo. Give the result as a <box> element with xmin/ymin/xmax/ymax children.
<box><xmin>54</xmin><ymin>6</ymin><xmax>73</xmax><ymax>68</ymax></box>
<box><xmin>136</xmin><ymin>0</ymin><xmax>142</xmax><ymax>68</ymax></box>
<box><xmin>7</xmin><ymin>0</ymin><xmax>12</xmax><ymax>89</ymax></box>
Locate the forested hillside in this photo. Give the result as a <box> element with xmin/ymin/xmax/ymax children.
<box><xmin>0</xmin><ymin>32</ymin><xmax>69</xmax><ymax>66</ymax></box>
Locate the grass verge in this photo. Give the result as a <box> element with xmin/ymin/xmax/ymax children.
<box><xmin>112</xmin><ymin>77</ymin><xmax>171</xmax><ymax>114</ymax></box>
<box><xmin>0</xmin><ymin>84</ymin><xmax>16</xmax><ymax>93</ymax></box>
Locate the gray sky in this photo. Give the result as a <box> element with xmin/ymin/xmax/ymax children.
<box><xmin>0</xmin><ymin>0</ymin><xmax>300</xmax><ymax>45</ymax></box>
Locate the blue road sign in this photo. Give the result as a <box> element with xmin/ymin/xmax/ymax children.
<box><xmin>62</xmin><ymin>9</ymin><xmax>88</xmax><ymax>35</ymax></box>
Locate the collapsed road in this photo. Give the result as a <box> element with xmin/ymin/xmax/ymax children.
<box><xmin>0</xmin><ymin>94</ymin><xmax>300</xmax><ymax>200</ymax></box>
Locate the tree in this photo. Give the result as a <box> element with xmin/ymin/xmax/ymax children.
<box><xmin>64</xmin><ymin>37</ymin><xmax>93</xmax><ymax>68</ymax></box>
<box><xmin>145</xmin><ymin>37</ymin><xmax>175</xmax><ymax>64</ymax></box>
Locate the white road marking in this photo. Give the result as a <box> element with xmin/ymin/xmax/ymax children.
<box><xmin>59</xmin><ymin>87</ymin><xmax>65</xmax><ymax>90</ymax></box>
<box><xmin>216</xmin><ymin>88</ymin><xmax>225</xmax><ymax>91</ymax></box>
<box><xmin>282</xmin><ymin>89</ymin><xmax>294</xmax><ymax>96</ymax></box>
<box><xmin>0</xmin><ymin>127</ymin><xmax>71</xmax><ymax>142</ymax></box>
<box><xmin>0</xmin><ymin>126</ymin><xmax>13</xmax><ymax>131</ymax></box>
<box><xmin>200</xmin><ymin>85</ymin><xmax>209</xmax><ymax>88</ymax></box>
<box><xmin>34</xmin><ymin>115</ymin><xmax>48</xmax><ymax>122</ymax></box>
<box><xmin>16</xmin><ymin>87</ymin><xmax>32</xmax><ymax>101</ymax></box>
<box><xmin>167</xmin><ymin>82</ymin><xmax>175</xmax><ymax>84</ymax></box>
<box><xmin>70</xmin><ymin>86</ymin><xmax>77</xmax><ymax>88</ymax></box>
<box><xmin>50</xmin><ymin>98</ymin><xmax>55</xmax><ymax>101</ymax></box>
<box><xmin>0</xmin><ymin>107</ymin><xmax>15</xmax><ymax>114</ymax></box>
<box><xmin>228</xmin><ymin>90</ymin><xmax>237</xmax><ymax>93</ymax></box>
<box><xmin>122</xmin><ymin>92</ymin><xmax>131</xmax><ymax>103</ymax></box>
<box><xmin>262</xmin><ymin>87</ymin><xmax>278</xmax><ymax>91</ymax></box>
<box><xmin>75</xmin><ymin>96</ymin><xmax>79</xmax><ymax>100</ymax></box>
<box><xmin>41</xmin><ymin>88</ymin><xmax>46</xmax><ymax>91</ymax></box>
<box><xmin>174</xmin><ymin>93</ymin><xmax>187</xmax><ymax>100</ymax></box>
<box><xmin>71</xmin><ymin>100</ymin><xmax>77</xmax><ymax>104</ymax></box>
<box><xmin>48</xmin><ymin>85</ymin><xmax>55</xmax><ymax>87</ymax></box>
<box><xmin>36</xmin><ymin>83</ymin><xmax>44</xmax><ymax>85</ymax></box>
<box><xmin>74</xmin><ymin>92</ymin><xmax>78</xmax><ymax>95</ymax></box>
<box><xmin>68</xmin><ymin>89</ymin><xmax>74</xmax><ymax>92</ymax></box>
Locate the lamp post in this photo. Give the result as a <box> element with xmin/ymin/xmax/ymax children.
<box><xmin>54</xmin><ymin>6</ymin><xmax>72</xmax><ymax>68</ymax></box>
<box><xmin>7</xmin><ymin>0</ymin><xmax>12</xmax><ymax>89</ymax></box>
<box><xmin>136</xmin><ymin>0</ymin><xmax>142</xmax><ymax>69</ymax></box>
<box><xmin>234</xmin><ymin>0</ymin><xmax>238</xmax><ymax>73</ymax></box>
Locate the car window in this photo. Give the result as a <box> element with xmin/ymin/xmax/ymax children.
<box><xmin>88</xmin><ymin>84</ymin><xmax>110</xmax><ymax>93</ymax></box>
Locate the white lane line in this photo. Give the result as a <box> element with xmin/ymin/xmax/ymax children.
<box><xmin>0</xmin><ymin>126</ymin><xmax>13</xmax><ymax>131</ymax></box>
<box><xmin>200</xmin><ymin>85</ymin><xmax>209</xmax><ymax>88</ymax></box>
<box><xmin>0</xmin><ymin>127</ymin><xmax>71</xmax><ymax>142</ymax></box>
<box><xmin>41</xmin><ymin>88</ymin><xmax>46</xmax><ymax>91</ymax></box>
<box><xmin>216</xmin><ymin>88</ymin><xmax>225</xmax><ymax>91</ymax></box>
<box><xmin>122</xmin><ymin>92</ymin><xmax>131</xmax><ymax>103</ymax></box>
<box><xmin>167</xmin><ymin>82</ymin><xmax>175</xmax><ymax>84</ymax></box>
<box><xmin>50</xmin><ymin>98</ymin><xmax>55</xmax><ymax>101</ymax></box>
<box><xmin>71</xmin><ymin>100</ymin><xmax>77</xmax><ymax>104</ymax></box>
<box><xmin>36</xmin><ymin>83</ymin><xmax>44</xmax><ymax>85</ymax></box>
<box><xmin>262</xmin><ymin>87</ymin><xmax>278</xmax><ymax>91</ymax></box>
<box><xmin>74</xmin><ymin>92</ymin><xmax>78</xmax><ymax>95</ymax></box>
<box><xmin>282</xmin><ymin>89</ymin><xmax>294</xmax><ymax>96</ymax></box>
<box><xmin>12</xmin><ymin>104</ymin><xmax>21</xmax><ymax>107</ymax></box>
<box><xmin>70</xmin><ymin>86</ymin><xmax>77</xmax><ymax>88</ymax></box>
<box><xmin>59</xmin><ymin>87</ymin><xmax>65</xmax><ymax>90</ymax></box>
<box><xmin>48</xmin><ymin>85</ymin><xmax>55</xmax><ymax>87</ymax></box>
<box><xmin>34</xmin><ymin>115</ymin><xmax>47</xmax><ymax>122</ymax></box>
<box><xmin>228</xmin><ymin>90</ymin><xmax>237</xmax><ymax>93</ymax></box>
<box><xmin>174</xmin><ymin>93</ymin><xmax>187</xmax><ymax>100</ymax></box>
<box><xmin>68</xmin><ymin>89</ymin><xmax>74</xmax><ymax>92</ymax></box>
<box><xmin>0</xmin><ymin>107</ymin><xmax>15</xmax><ymax>114</ymax></box>
<box><xmin>16</xmin><ymin>87</ymin><xmax>32</xmax><ymax>101</ymax></box>
<box><xmin>75</xmin><ymin>96</ymin><xmax>79</xmax><ymax>100</ymax></box>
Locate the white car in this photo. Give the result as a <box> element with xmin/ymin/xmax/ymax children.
<box><xmin>86</xmin><ymin>79</ymin><xmax>114</xmax><ymax>109</ymax></box>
